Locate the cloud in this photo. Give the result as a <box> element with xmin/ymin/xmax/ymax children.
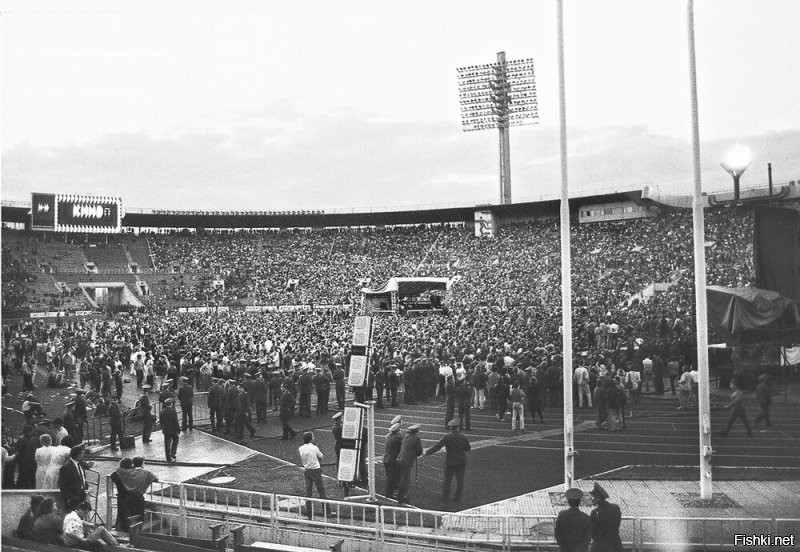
<box><xmin>3</xmin><ymin>106</ymin><xmax>799</xmax><ymax>212</ymax></box>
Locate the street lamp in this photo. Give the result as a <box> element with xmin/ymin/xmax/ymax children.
<box><xmin>720</xmin><ymin>143</ymin><xmax>751</xmax><ymax>206</ymax></box>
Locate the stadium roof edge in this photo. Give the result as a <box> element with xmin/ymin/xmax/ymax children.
<box><xmin>3</xmin><ymin>189</ymin><xmax>647</xmax><ymax>229</ymax></box>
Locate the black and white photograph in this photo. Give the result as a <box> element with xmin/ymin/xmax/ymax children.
<box><xmin>1</xmin><ymin>1</ymin><xmax>799</xmax><ymax>550</ymax></box>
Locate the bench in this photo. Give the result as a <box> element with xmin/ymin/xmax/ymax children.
<box><xmin>128</xmin><ymin>519</ymin><xmax>228</xmax><ymax>552</ymax></box>
<box><xmin>230</xmin><ymin>525</ymin><xmax>344</xmax><ymax>552</ymax></box>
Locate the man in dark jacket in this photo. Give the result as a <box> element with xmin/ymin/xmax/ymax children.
<box><xmin>138</xmin><ymin>390</ymin><xmax>154</xmax><ymax>443</ymax></box>
<box><xmin>177</xmin><ymin>377</ymin><xmax>194</xmax><ymax>431</ymax></box>
<box><xmin>589</xmin><ymin>483</ymin><xmax>622</xmax><ymax>552</ymax></box>
<box><xmin>278</xmin><ymin>383</ymin><xmax>297</xmax><ymax>439</ymax></box>
<box><xmin>207</xmin><ymin>378</ymin><xmax>224</xmax><ymax>433</ymax></box>
<box><xmin>383</xmin><ymin>422</ymin><xmax>403</xmax><ymax>499</ymax></box>
<box><xmin>455</xmin><ymin>377</ymin><xmax>472</xmax><ymax>431</ymax></box>
<box><xmin>74</xmin><ymin>390</ymin><xmax>88</xmax><ymax>443</ymax></box>
<box><xmin>387</xmin><ymin>366</ymin><xmax>400</xmax><ymax>407</ymax></box>
<box><xmin>108</xmin><ymin>397</ymin><xmax>123</xmax><ymax>451</ymax></box>
<box><xmin>298</xmin><ymin>369</ymin><xmax>313</xmax><ymax>417</ymax></box>
<box><xmin>223</xmin><ymin>380</ymin><xmax>239</xmax><ymax>434</ymax></box>
<box><xmin>58</xmin><ymin>445</ymin><xmax>88</xmax><ymax>511</ymax></box>
<box><xmin>424</xmin><ymin>419</ymin><xmax>471</xmax><ymax>506</ymax></box>
<box><xmin>159</xmin><ymin>398</ymin><xmax>180</xmax><ymax>463</ymax></box>
<box><xmin>395</xmin><ymin>424</ymin><xmax>423</xmax><ymax>504</ymax></box>
<box><xmin>235</xmin><ymin>383</ymin><xmax>257</xmax><ymax>439</ymax></box>
<box><xmin>332</xmin><ymin>365</ymin><xmax>346</xmax><ymax>410</ymax></box>
<box><xmin>313</xmin><ymin>369</ymin><xmax>331</xmax><ymax>414</ymax></box>
<box><xmin>252</xmin><ymin>374</ymin><xmax>268</xmax><ymax>423</ymax></box>
<box><xmin>555</xmin><ymin>488</ymin><xmax>592</xmax><ymax>552</ymax></box>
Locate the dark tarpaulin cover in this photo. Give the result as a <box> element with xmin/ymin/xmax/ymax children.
<box><xmin>707</xmin><ymin>285</ymin><xmax>800</xmax><ymax>342</ymax></box>
<box><xmin>754</xmin><ymin>206</ymin><xmax>800</xmax><ymax>302</ymax></box>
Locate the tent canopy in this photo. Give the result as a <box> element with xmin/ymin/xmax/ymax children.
<box><xmin>362</xmin><ymin>277</ymin><xmax>452</xmax><ymax>297</ymax></box>
<box><xmin>707</xmin><ymin>285</ymin><xmax>800</xmax><ymax>343</ymax></box>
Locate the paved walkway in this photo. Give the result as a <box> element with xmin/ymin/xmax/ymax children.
<box><xmin>459</xmin><ymin>477</ymin><xmax>800</xmax><ymax>520</ymax></box>
<box><xmin>88</xmin><ymin>430</ymin><xmax>257</xmax><ymax>523</ymax></box>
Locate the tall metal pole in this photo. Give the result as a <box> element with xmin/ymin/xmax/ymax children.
<box><xmin>687</xmin><ymin>0</ymin><xmax>713</xmax><ymax>500</ymax></box>
<box><xmin>768</xmin><ymin>163</ymin><xmax>773</xmax><ymax>205</ymax></box>
<box><xmin>496</xmin><ymin>51</ymin><xmax>512</xmax><ymax>205</ymax></box>
<box><xmin>557</xmin><ymin>0</ymin><xmax>575</xmax><ymax>490</ymax></box>
<box><xmin>366</xmin><ymin>400</ymin><xmax>376</xmax><ymax>501</ymax></box>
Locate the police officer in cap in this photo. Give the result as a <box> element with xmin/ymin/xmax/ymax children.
<box><xmin>424</xmin><ymin>419</ymin><xmax>471</xmax><ymax>507</ymax></box>
<box><xmin>555</xmin><ymin>488</ymin><xmax>591</xmax><ymax>552</ymax></box>
<box><xmin>395</xmin><ymin>424</ymin><xmax>423</xmax><ymax>505</ymax></box>
<box><xmin>589</xmin><ymin>482</ymin><xmax>622</xmax><ymax>552</ymax></box>
<box><xmin>383</xmin><ymin>422</ymin><xmax>402</xmax><ymax>499</ymax></box>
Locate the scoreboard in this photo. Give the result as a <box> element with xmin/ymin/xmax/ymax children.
<box><xmin>31</xmin><ymin>193</ymin><xmax>122</xmax><ymax>233</ymax></box>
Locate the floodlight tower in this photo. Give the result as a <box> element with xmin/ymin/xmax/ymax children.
<box><xmin>457</xmin><ymin>52</ymin><xmax>539</xmax><ymax>205</ymax></box>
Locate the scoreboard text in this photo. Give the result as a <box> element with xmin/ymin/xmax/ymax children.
<box><xmin>31</xmin><ymin>193</ymin><xmax>122</xmax><ymax>233</ymax></box>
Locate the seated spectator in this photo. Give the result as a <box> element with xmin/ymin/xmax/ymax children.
<box><xmin>31</xmin><ymin>496</ymin><xmax>63</xmax><ymax>545</ymax></box>
<box><xmin>62</xmin><ymin>500</ymin><xmax>118</xmax><ymax>551</ymax></box>
<box><xmin>15</xmin><ymin>493</ymin><xmax>44</xmax><ymax>539</ymax></box>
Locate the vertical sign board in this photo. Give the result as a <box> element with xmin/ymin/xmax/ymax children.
<box><xmin>347</xmin><ymin>355</ymin><xmax>368</xmax><ymax>387</ymax></box>
<box><xmin>474</xmin><ymin>210</ymin><xmax>497</xmax><ymax>237</ymax></box>
<box><xmin>352</xmin><ymin>315</ymin><xmax>373</xmax><ymax>347</ymax></box>
<box><xmin>337</xmin><ymin>406</ymin><xmax>364</xmax><ymax>482</ymax></box>
<box><xmin>348</xmin><ymin>315</ymin><xmax>372</xmax><ymax>387</ymax></box>
<box><xmin>31</xmin><ymin>193</ymin><xmax>56</xmax><ymax>230</ymax></box>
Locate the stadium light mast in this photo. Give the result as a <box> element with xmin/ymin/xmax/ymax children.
<box><xmin>457</xmin><ymin>52</ymin><xmax>539</xmax><ymax>205</ymax></box>
<box><xmin>556</xmin><ymin>0</ymin><xmax>576</xmax><ymax>491</ymax></box>
<box><xmin>687</xmin><ymin>0</ymin><xmax>713</xmax><ymax>500</ymax></box>
<box><xmin>721</xmin><ymin>143</ymin><xmax>752</xmax><ymax>207</ymax></box>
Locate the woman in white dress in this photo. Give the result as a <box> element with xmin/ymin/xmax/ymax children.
<box><xmin>42</xmin><ymin>435</ymin><xmax>74</xmax><ymax>489</ymax></box>
<box><xmin>34</xmin><ymin>434</ymin><xmax>54</xmax><ymax>489</ymax></box>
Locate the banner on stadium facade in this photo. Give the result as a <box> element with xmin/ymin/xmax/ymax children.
<box><xmin>178</xmin><ymin>304</ymin><xmax>350</xmax><ymax>314</ymax></box>
<box><xmin>30</xmin><ymin>310</ymin><xmax>94</xmax><ymax>318</ymax></box>
<box><xmin>278</xmin><ymin>305</ymin><xmax>312</xmax><ymax>313</ymax></box>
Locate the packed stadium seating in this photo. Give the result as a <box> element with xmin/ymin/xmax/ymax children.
<box><xmin>2</xmin><ymin>204</ymin><xmax>761</xmax><ymax>352</ymax></box>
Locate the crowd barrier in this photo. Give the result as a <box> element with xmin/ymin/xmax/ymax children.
<box><xmin>107</xmin><ymin>480</ymin><xmax>800</xmax><ymax>552</ymax></box>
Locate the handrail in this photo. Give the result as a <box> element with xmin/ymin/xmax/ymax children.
<box><xmin>108</xmin><ymin>479</ymin><xmax>800</xmax><ymax>551</ymax></box>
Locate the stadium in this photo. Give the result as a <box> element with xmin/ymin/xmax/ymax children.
<box><xmin>2</xmin><ymin>2</ymin><xmax>800</xmax><ymax>552</ymax></box>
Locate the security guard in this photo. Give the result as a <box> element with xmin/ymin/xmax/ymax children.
<box><xmin>424</xmin><ymin>419</ymin><xmax>471</xmax><ymax>506</ymax></box>
<box><xmin>383</xmin><ymin>422</ymin><xmax>403</xmax><ymax>499</ymax></box>
<box><xmin>555</xmin><ymin>487</ymin><xmax>591</xmax><ymax>552</ymax></box>
<box><xmin>395</xmin><ymin>424</ymin><xmax>423</xmax><ymax>505</ymax></box>
<box><xmin>589</xmin><ymin>483</ymin><xmax>622</xmax><ymax>552</ymax></box>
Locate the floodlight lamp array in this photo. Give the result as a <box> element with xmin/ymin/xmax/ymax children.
<box><xmin>457</xmin><ymin>57</ymin><xmax>539</xmax><ymax>132</ymax></box>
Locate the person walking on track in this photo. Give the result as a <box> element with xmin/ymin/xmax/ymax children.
<box><xmin>720</xmin><ymin>380</ymin><xmax>753</xmax><ymax>437</ymax></box>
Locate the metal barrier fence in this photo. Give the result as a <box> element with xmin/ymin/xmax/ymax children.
<box><xmin>107</xmin><ymin>480</ymin><xmax>800</xmax><ymax>552</ymax></box>
<box><xmin>82</xmin><ymin>393</ymin><xmax>210</xmax><ymax>448</ymax></box>
<box><xmin>83</xmin><ymin>385</ymin><xmax>342</xmax><ymax>448</ymax></box>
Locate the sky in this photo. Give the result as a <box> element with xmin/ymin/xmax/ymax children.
<box><xmin>2</xmin><ymin>0</ymin><xmax>799</xmax><ymax>213</ymax></box>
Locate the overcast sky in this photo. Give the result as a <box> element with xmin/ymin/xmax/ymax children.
<box><xmin>2</xmin><ymin>0</ymin><xmax>799</xmax><ymax>212</ymax></box>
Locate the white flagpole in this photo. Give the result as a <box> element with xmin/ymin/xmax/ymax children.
<box><xmin>557</xmin><ymin>0</ymin><xmax>575</xmax><ymax>490</ymax></box>
<box><xmin>686</xmin><ymin>0</ymin><xmax>714</xmax><ymax>500</ymax></box>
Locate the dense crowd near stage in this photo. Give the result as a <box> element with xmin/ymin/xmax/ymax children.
<box><xmin>1</xmin><ymin>205</ymin><xmax>761</xmax><ymax>502</ymax></box>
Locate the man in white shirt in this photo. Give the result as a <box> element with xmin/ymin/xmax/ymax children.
<box><xmin>298</xmin><ymin>432</ymin><xmax>329</xmax><ymax>518</ymax></box>
<box><xmin>62</xmin><ymin>500</ymin><xmax>118</xmax><ymax>551</ymax></box>
<box><xmin>574</xmin><ymin>363</ymin><xmax>592</xmax><ymax>408</ymax></box>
